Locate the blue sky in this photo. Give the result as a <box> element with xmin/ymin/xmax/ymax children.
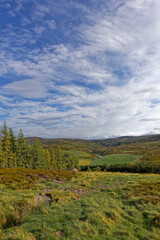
<box><xmin>0</xmin><ymin>0</ymin><xmax>160</xmax><ymax>138</ymax></box>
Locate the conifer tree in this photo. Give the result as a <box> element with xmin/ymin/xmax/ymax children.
<box><xmin>16</xmin><ymin>129</ymin><xmax>32</xmax><ymax>168</ymax></box>
<box><xmin>9</xmin><ymin>128</ymin><xmax>17</xmax><ymax>154</ymax></box>
<box><xmin>1</xmin><ymin>121</ymin><xmax>14</xmax><ymax>168</ymax></box>
<box><xmin>44</xmin><ymin>149</ymin><xmax>50</xmax><ymax>170</ymax></box>
<box><xmin>31</xmin><ymin>138</ymin><xmax>39</xmax><ymax>169</ymax></box>
<box><xmin>63</xmin><ymin>152</ymin><xmax>79</xmax><ymax>170</ymax></box>
<box><xmin>24</xmin><ymin>142</ymin><xmax>33</xmax><ymax>168</ymax></box>
<box><xmin>55</xmin><ymin>145</ymin><xmax>63</xmax><ymax>170</ymax></box>
<box><xmin>49</xmin><ymin>146</ymin><xmax>57</xmax><ymax>170</ymax></box>
<box><xmin>0</xmin><ymin>134</ymin><xmax>5</xmax><ymax>167</ymax></box>
<box><xmin>17</xmin><ymin>129</ymin><xmax>26</xmax><ymax>167</ymax></box>
<box><xmin>73</xmin><ymin>155</ymin><xmax>79</xmax><ymax>170</ymax></box>
<box><xmin>32</xmin><ymin>138</ymin><xmax>45</xmax><ymax>169</ymax></box>
<box><xmin>9</xmin><ymin>128</ymin><xmax>17</xmax><ymax>167</ymax></box>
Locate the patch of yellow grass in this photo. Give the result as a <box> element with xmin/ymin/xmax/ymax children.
<box><xmin>79</xmin><ymin>160</ymin><xmax>91</xmax><ymax>165</ymax></box>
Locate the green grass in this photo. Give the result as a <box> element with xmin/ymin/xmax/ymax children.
<box><xmin>65</xmin><ymin>149</ymin><xmax>94</xmax><ymax>163</ymax></box>
<box><xmin>1</xmin><ymin>169</ymin><xmax>160</xmax><ymax>239</ymax></box>
<box><xmin>90</xmin><ymin>154</ymin><xmax>141</xmax><ymax>166</ymax></box>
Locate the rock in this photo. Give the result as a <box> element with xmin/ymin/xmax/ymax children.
<box><xmin>55</xmin><ymin>231</ymin><xmax>63</xmax><ymax>238</ymax></box>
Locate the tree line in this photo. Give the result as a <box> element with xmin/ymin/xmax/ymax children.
<box><xmin>0</xmin><ymin>121</ymin><xmax>79</xmax><ymax>170</ymax></box>
<box><xmin>81</xmin><ymin>162</ymin><xmax>160</xmax><ymax>173</ymax></box>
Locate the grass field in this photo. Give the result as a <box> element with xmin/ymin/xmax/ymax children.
<box><xmin>65</xmin><ymin>149</ymin><xmax>94</xmax><ymax>165</ymax></box>
<box><xmin>89</xmin><ymin>154</ymin><xmax>141</xmax><ymax>166</ymax></box>
<box><xmin>0</xmin><ymin>168</ymin><xmax>160</xmax><ymax>239</ymax></box>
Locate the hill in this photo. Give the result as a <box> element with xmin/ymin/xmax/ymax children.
<box><xmin>95</xmin><ymin>134</ymin><xmax>160</xmax><ymax>146</ymax></box>
<box><xmin>26</xmin><ymin>134</ymin><xmax>160</xmax><ymax>166</ymax></box>
<box><xmin>26</xmin><ymin>134</ymin><xmax>160</xmax><ymax>154</ymax></box>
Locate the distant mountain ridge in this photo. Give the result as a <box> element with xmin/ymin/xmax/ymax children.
<box><xmin>26</xmin><ymin>134</ymin><xmax>160</xmax><ymax>148</ymax></box>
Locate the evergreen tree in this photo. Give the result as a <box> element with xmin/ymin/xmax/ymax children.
<box><xmin>16</xmin><ymin>129</ymin><xmax>33</xmax><ymax>168</ymax></box>
<box><xmin>32</xmin><ymin>138</ymin><xmax>45</xmax><ymax>169</ymax></box>
<box><xmin>0</xmin><ymin>134</ymin><xmax>5</xmax><ymax>168</ymax></box>
<box><xmin>74</xmin><ymin>155</ymin><xmax>79</xmax><ymax>170</ymax></box>
<box><xmin>9</xmin><ymin>128</ymin><xmax>17</xmax><ymax>167</ymax></box>
<box><xmin>63</xmin><ymin>152</ymin><xmax>79</xmax><ymax>170</ymax></box>
<box><xmin>9</xmin><ymin>128</ymin><xmax>17</xmax><ymax>154</ymax></box>
<box><xmin>1</xmin><ymin>121</ymin><xmax>14</xmax><ymax>168</ymax></box>
<box><xmin>17</xmin><ymin>129</ymin><xmax>26</xmax><ymax>167</ymax></box>
<box><xmin>55</xmin><ymin>145</ymin><xmax>63</xmax><ymax>170</ymax></box>
<box><xmin>63</xmin><ymin>152</ymin><xmax>70</xmax><ymax>169</ymax></box>
<box><xmin>24</xmin><ymin>142</ymin><xmax>33</xmax><ymax>168</ymax></box>
<box><xmin>44</xmin><ymin>149</ymin><xmax>50</xmax><ymax>170</ymax></box>
<box><xmin>49</xmin><ymin>146</ymin><xmax>57</xmax><ymax>170</ymax></box>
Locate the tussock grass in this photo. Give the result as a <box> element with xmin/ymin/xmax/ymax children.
<box><xmin>1</xmin><ymin>170</ymin><xmax>160</xmax><ymax>239</ymax></box>
<box><xmin>3</xmin><ymin>227</ymin><xmax>36</xmax><ymax>240</ymax></box>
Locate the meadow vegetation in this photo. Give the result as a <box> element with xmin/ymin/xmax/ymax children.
<box><xmin>1</xmin><ymin>169</ymin><xmax>160</xmax><ymax>239</ymax></box>
<box><xmin>90</xmin><ymin>154</ymin><xmax>141</xmax><ymax>166</ymax></box>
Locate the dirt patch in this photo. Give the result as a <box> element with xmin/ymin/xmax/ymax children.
<box><xmin>43</xmin><ymin>188</ymin><xmax>55</xmax><ymax>193</ymax></box>
<box><xmin>72</xmin><ymin>189</ymin><xmax>89</xmax><ymax>194</ymax></box>
<box><xmin>35</xmin><ymin>194</ymin><xmax>52</xmax><ymax>205</ymax></box>
<box><xmin>100</xmin><ymin>185</ymin><xmax>109</xmax><ymax>189</ymax></box>
<box><xmin>72</xmin><ymin>188</ymin><xmax>97</xmax><ymax>195</ymax></box>
<box><xmin>55</xmin><ymin>231</ymin><xmax>63</xmax><ymax>238</ymax></box>
<box><xmin>54</xmin><ymin>180</ymin><xmax>65</xmax><ymax>184</ymax></box>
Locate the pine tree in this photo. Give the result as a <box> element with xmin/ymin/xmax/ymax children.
<box><xmin>74</xmin><ymin>156</ymin><xmax>79</xmax><ymax>169</ymax></box>
<box><xmin>49</xmin><ymin>146</ymin><xmax>57</xmax><ymax>170</ymax></box>
<box><xmin>9</xmin><ymin>128</ymin><xmax>17</xmax><ymax>154</ymax></box>
<box><xmin>17</xmin><ymin>129</ymin><xmax>26</xmax><ymax>167</ymax></box>
<box><xmin>32</xmin><ymin>138</ymin><xmax>45</xmax><ymax>169</ymax></box>
<box><xmin>44</xmin><ymin>149</ymin><xmax>50</xmax><ymax>170</ymax></box>
<box><xmin>55</xmin><ymin>145</ymin><xmax>63</xmax><ymax>170</ymax></box>
<box><xmin>0</xmin><ymin>134</ymin><xmax>5</xmax><ymax>168</ymax></box>
<box><xmin>63</xmin><ymin>152</ymin><xmax>79</xmax><ymax>170</ymax></box>
<box><xmin>24</xmin><ymin>142</ymin><xmax>33</xmax><ymax>168</ymax></box>
<box><xmin>9</xmin><ymin>128</ymin><xmax>17</xmax><ymax>167</ymax></box>
<box><xmin>1</xmin><ymin>121</ymin><xmax>14</xmax><ymax>168</ymax></box>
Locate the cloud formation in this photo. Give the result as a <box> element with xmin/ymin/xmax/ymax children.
<box><xmin>0</xmin><ymin>0</ymin><xmax>160</xmax><ymax>138</ymax></box>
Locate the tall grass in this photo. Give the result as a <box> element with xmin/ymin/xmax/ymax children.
<box><xmin>1</xmin><ymin>170</ymin><xmax>160</xmax><ymax>239</ymax></box>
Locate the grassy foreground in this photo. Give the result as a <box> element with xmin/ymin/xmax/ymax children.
<box><xmin>0</xmin><ymin>169</ymin><xmax>160</xmax><ymax>239</ymax></box>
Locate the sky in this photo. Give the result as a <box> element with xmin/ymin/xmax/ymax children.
<box><xmin>0</xmin><ymin>0</ymin><xmax>160</xmax><ymax>139</ymax></box>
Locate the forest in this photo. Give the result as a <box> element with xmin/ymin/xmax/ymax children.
<box><xmin>0</xmin><ymin>121</ymin><xmax>79</xmax><ymax>170</ymax></box>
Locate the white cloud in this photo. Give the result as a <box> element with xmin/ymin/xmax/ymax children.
<box><xmin>45</xmin><ymin>19</ymin><xmax>56</xmax><ymax>30</ymax></box>
<box><xmin>32</xmin><ymin>3</ymin><xmax>50</xmax><ymax>20</ymax></box>
<box><xmin>34</xmin><ymin>26</ymin><xmax>45</xmax><ymax>35</ymax></box>
<box><xmin>2</xmin><ymin>79</ymin><xmax>47</xmax><ymax>98</ymax></box>
<box><xmin>1</xmin><ymin>0</ymin><xmax>160</xmax><ymax>138</ymax></box>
